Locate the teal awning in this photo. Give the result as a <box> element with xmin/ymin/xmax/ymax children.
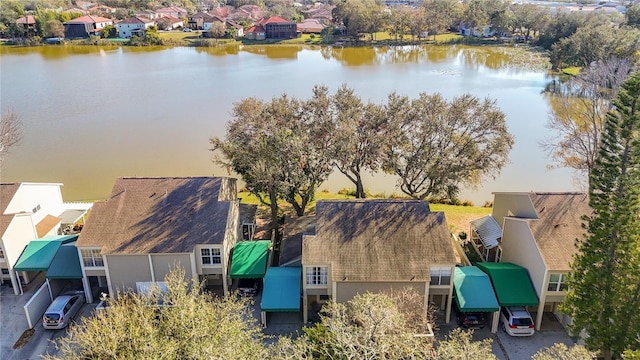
<box><xmin>230</xmin><ymin>240</ymin><xmax>271</xmax><ymax>279</ymax></box>
<box><xmin>261</xmin><ymin>267</ymin><xmax>301</xmax><ymax>312</ymax></box>
<box><xmin>46</xmin><ymin>245</ymin><xmax>82</xmax><ymax>279</ymax></box>
<box><xmin>476</xmin><ymin>262</ymin><xmax>539</xmax><ymax>307</ymax></box>
<box><xmin>14</xmin><ymin>235</ymin><xmax>78</xmax><ymax>271</ymax></box>
<box><xmin>453</xmin><ymin>266</ymin><xmax>499</xmax><ymax>312</ymax></box>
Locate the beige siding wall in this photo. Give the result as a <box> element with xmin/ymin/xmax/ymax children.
<box><xmin>492</xmin><ymin>193</ymin><xmax>537</xmax><ymax>226</ymax></box>
<box><xmin>85</xmin><ymin>269</ymin><xmax>106</xmax><ymax>277</ymax></box>
<box><xmin>501</xmin><ymin>219</ymin><xmax>546</xmax><ymax>296</ymax></box>
<box><xmin>106</xmin><ymin>254</ymin><xmax>152</xmax><ymax>293</ymax></box>
<box><xmin>218</xmin><ymin>178</ymin><xmax>238</xmax><ymax>202</ymax></box>
<box><xmin>151</xmin><ymin>254</ymin><xmax>193</xmax><ymax>281</ymax></box>
<box><xmin>335</xmin><ymin>281</ymin><xmax>426</xmax><ymax>303</ymax></box>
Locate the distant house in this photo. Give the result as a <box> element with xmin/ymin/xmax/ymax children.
<box><xmin>258</xmin><ymin>16</ymin><xmax>297</xmax><ymax>39</ymax></box>
<box><xmin>304</xmin><ymin>6</ymin><xmax>333</xmax><ymax>23</ymax></box>
<box><xmin>228</xmin><ymin>5</ymin><xmax>265</xmax><ymax>22</ymax></box>
<box><xmin>1</xmin><ymin>182</ymin><xmax>91</xmax><ymax>295</ymax></box>
<box><xmin>302</xmin><ymin>200</ymin><xmax>457</xmax><ymax>323</ymax></box>
<box><xmin>117</xmin><ymin>16</ymin><xmax>155</xmax><ymax>38</ymax></box>
<box><xmin>63</xmin><ymin>15</ymin><xmax>113</xmax><ymax>38</ymax></box>
<box><xmin>469</xmin><ymin>192</ymin><xmax>591</xmax><ymax>331</ymax></box>
<box><xmin>134</xmin><ymin>10</ymin><xmax>159</xmax><ymax>20</ymax></box>
<box><xmin>75</xmin><ymin>177</ymin><xmax>257</xmax><ymax>303</ymax></box>
<box><xmin>157</xmin><ymin>15</ymin><xmax>184</xmax><ymax>30</ymax></box>
<box><xmin>16</xmin><ymin>15</ymin><xmax>36</xmax><ymax>36</ymax></box>
<box><xmin>246</xmin><ymin>24</ymin><xmax>266</xmax><ymax>40</ymax></box>
<box><xmin>156</xmin><ymin>6</ymin><xmax>187</xmax><ymax>19</ymax></box>
<box><xmin>297</xmin><ymin>18</ymin><xmax>324</xmax><ymax>34</ymax></box>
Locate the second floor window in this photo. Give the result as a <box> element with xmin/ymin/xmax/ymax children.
<box><xmin>81</xmin><ymin>249</ymin><xmax>104</xmax><ymax>267</ymax></box>
<box><xmin>201</xmin><ymin>247</ymin><xmax>221</xmax><ymax>265</ymax></box>
<box><xmin>306</xmin><ymin>266</ymin><xmax>328</xmax><ymax>286</ymax></box>
<box><xmin>548</xmin><ymin>273</ymin><xmax>568</xmax><ymax>292</ymax></box>
<box><xmin>430</xmin><ymin>266</ymin><xmax>452</xmax><ymax>286</ymax></box>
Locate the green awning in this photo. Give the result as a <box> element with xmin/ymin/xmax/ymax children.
<box><xmin>261</xmin><ymin>267</ymin><xmax>301</xmax><ymax>312</ymax></box>
<box><xmin>14</xmin><ymin>235</ymin><xmax>78</xmax><ymax>271</ymax></box>
<box><xmin>453</xmin><ymin>266</ymin><xmax>499</xmax><ymax>312</ymax></box>
<box><xmin>230</xmin><ymin>240</ymin><xmax>271</xmax><ymax>279</ymax></box>
<box><xmin>476</xmin><ymin>262</ymin><xmax>539</xmax><ymax>307</ymax></box>
<box><xmin>46</xmin><ymin>245</ymin><xmax>82</xmax><ymax>279</ymax></box>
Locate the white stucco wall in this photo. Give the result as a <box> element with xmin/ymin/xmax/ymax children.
<box><xmin>4</xmin><ymin>183</ymin><xmax>64</xmax><ymax>224</ymax></box>
<box><xmin>1</xmin><ymin>213</ymin><xmax>37</xmax><ymax>267</ymax></box>
<box><xmin>500</xmin><ymin>218</ymin><xmax>546</xmax><ymax>296</ymax></box>
<box><xmin>492</xmin><ymin>193</ymin><xmax>538</xmax><ymax>227</ymax></box>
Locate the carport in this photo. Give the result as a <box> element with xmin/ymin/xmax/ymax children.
<box><xmin>13</xmin><ymin>235</ymin><xmax>83</xmax><ymax>328</ymax></box>
<box><xmin>476</xmin><ymin>262</ymin><xmax>539</xmax><ymax>333</ymax></box>
<box><xmin>230</xmin><ymin>240</ymin><xmax>272</xmax><ymax>279</ymax></box>
<box><xmin>453</xmin><ymin>266</ymin><xmax>500</xmax><ymax>330</ymax></box>
<box><xmin>260</xmin><ymin>266</ymin><xmax>301</xmax><ymax>326</ymax></box>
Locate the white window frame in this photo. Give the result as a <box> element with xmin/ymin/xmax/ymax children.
<box><xmin>306</xmin><ymin>266</ymin><xmax>328</xmax><ymax>286</ymax></box>
<box><xmin>200</xmin><ymin>247</ymin><xmax>222</xmax><ymax>266</ymax></box>
<box><xmin>547</xmin><ymin>273</ymin><xmax>568</xmax><ymax>292</ymax></box>
<box><xmin>430</xmin><ymin>266</ymin><xmax>452</xmax><ymax>286</ymax></box>
<box><xmin>241</xmin><ymin>222</ymin><xmax>255</xmax><ymax>241</ymax></box>
<box><xmin>81</xmin><ymin>248</ymin><xmax>104</xmax><ymax>267</ymax></box>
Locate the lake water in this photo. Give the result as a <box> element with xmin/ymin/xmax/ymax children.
<box><xmin>0</xmin><ymin>44</ymin><xmax>574</xmax><ymax>205</ymax></box>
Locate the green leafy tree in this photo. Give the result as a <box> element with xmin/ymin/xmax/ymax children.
<box><xmin>550</xmin><ymin>25</ymin><xmax>640</xmax><ymax>69</ymax></box>
<box><xmin>270</xmin><ymin>291</ymin><xmax>436</xmax><ymax>359</ymax></box>
<box><xmin>461</xmin><ymin>0</ymin><xmax>488</xmax><ymax>36</ymax></box>
<box><xmin>45</xmin><ymin>267</ymin><xmax>267</xmax><ymax>360</ymax></box>
<box><xmin>627</xmin><ymin>4</ymin><xmax>640</xmax><ymax>28</ymax></box>
<box><xmin>43</xmin><ymin>19</ymin><xmax>63</xmax><ymax>38</ymax></box>
<box><xmin>328</xmin><ymin>85</ymin><xmax>389</xmax><ymax>198</ymax></box>
<box><xmin>423</xmin><ymin>0</ymin><xmax>460</xmax><ymax>40</ymax></box>
<box><xmin>511</xmin><ymin>3</ymin><xmax>549</xmax><ymax>39</ymax></box>
<box><xmin>208</xmin><ymin>21</ymin><xmax>226</xmax><ymax>38</ymax></box>
<box><xmin>436</xmin><ymin>328</ymin><xmax>497</xmax><ymax>359</ymax></box>
<box><xmin>101</xmin><ymin>24</ymin><xmax>117</xmax><ymax>38</ymax></box>
<box><xmin>383</xmin><ymin>92</ymin><xmax>514</xmax><ymax>201</ymax></box>
<box><xmin>561</xmin><ymin>72</ymin><xmax>640</xmax><ymax>360</ymax></box>
<box><xmin>387</xmin><ymin>6</ymin><xmax>411</xmax><ymax>42</ymax></box>
<box><xmin>532</xmin><ymin>343</ymin><xmax>594</xmax><ymax>360</ymax></box>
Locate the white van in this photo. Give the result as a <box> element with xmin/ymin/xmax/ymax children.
<box><xmin>42</xmin><ymin>291</ymin><xmax>85</xmax><ymax>329</ymax></box>
<box><xmin>500</xmin><ymin>306</ymin><xmax>535</xmax><ymax>336</ymax></box>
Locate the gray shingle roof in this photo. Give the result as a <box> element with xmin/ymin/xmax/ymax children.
<box><xmin>527</xmin><ymin>192</ymin><xmax>590</xmax><ymax>271</ymax></box>
<box><xmin>303</xmin><ymin>200</ymin><xmax>456</xmax><ymax>282</ymax></box>
<box><xmin>76</xmin><ymin>177</ymin><xmax>237</xmax><ymax>254</ymax></box>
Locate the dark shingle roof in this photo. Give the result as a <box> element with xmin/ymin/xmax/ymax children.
<box><xmin>280</xmin><ymin>215</ymin><xmax>315</xmax><ymax>266</ymax></box>
<box><xmin>303</xmin><ymin>200</ymin><xmax>456</xmax><ymax>282</ymax></box>
<box><xmin>76</xmin><ymin>177</ymin><xmax>237</xmax><ymax>254</ymax></box>
<box><xmin>528</xmin><ymin>192</ymin><xmax>590</xmax><ymax>271</ymax></box>
<box><xmin>0</xmin><ymin>183</ymin><xmax>20</xmax><ymax>236</ymax></box>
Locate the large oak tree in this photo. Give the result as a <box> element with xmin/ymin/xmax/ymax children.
<box><xmin>384</xmin><ymin>92</ymin><xmax>513</xmax><ymax>201</ymax></box>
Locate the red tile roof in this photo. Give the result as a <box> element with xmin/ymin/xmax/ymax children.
<box><xmin>16</xmin><ymin>15</ymin><xmax>36</xmax><ymax>25</ymax></box>
<box><xmin>258</xmin><ymin>16</ymin><xmax>290</xmax><ymax>25</ymax></box>
<box><xmin>66</xmin><ymin>15</ymin><xmax>113</xmax><ymax>24</ymax></box>
<box><xmin>119</xmin><ymin>16</ymin><xmax>154</xmax><ymax>24</ymax></box>
<box><xmin>248</xmin><ymin>25</ymin><xmax>265</xmax><ymax>33</ymax></box>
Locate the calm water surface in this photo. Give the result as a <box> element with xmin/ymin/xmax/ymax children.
<box><xmin>0</xmin><ymin>44</ymin><xmax>574</xmax><ymax>205</ymax></box>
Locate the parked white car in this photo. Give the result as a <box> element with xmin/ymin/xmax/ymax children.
<box><xmin>500</xmin><ymin>306</ymin><xmax>535</xmax><ymax>336</ymax></box>
<box><xmin>42</xmin><ymin>291</ymin><xmax>85</xmax><ymax>329</ymax></box>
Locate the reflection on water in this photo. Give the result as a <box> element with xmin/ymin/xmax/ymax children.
<box><xmin>0</xmin><ymin>44</ymin><xmax>573</xmax><ymax>205</ymax></box>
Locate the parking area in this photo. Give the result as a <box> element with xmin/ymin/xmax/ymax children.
<box><xmin>1</xmin><ymin>272</ymin><xmax>96</xmax><ymax>360</ymax></box>
<box><xmin>435</xmin><ymin>309</ymin><xmax>576</xmax><ymax>360</ymax></box>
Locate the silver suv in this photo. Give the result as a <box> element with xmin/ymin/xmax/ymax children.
<box><xmin>499</xmin><ymin>306</ymin><xmax>535</xmax><ymax>336</ymax></box>
<box><xmin>43</xmin><ymin>291</ymin><xmax>85</xmax><ymax>329</ymax></box>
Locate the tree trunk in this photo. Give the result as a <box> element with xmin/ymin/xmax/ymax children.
<box><xmin>355</xmin><ymin>173</ymin><xmax>366</xmax><ymax>198</ymax></box>
<box><xmin>269</xmin><ymin>188</ymin><xmax>279</xmax><ymax>239</ymax></box>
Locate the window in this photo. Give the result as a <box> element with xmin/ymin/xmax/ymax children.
<box><xmin>548</xmin><ymin>273</ymin><xmax>568</xmax><ymax>292</ymax></box>
<box><xmin>430</xmin><ymin>266</ymin><xmax>452</xmax><ymax>286</ymax></box>
<box><xmin>201</xmin><ymin>247</ymin><xmax>221</xmax><ymax>265</ymax></box>
<box><xmin>306</xmin><ymin>266</ymin><xmax>328</xmax><ymax>286</ymax></box>
<box><xmin>81</xmin><ymin>249</ymin><xmax>104</xmax><ymax>267</ymax></box>
<box><xmin>242</xmin><ymin>223</ymin><xmax>254</xmax><ymax>241</ymax></box>
<box><xmin>0</xmin><ymin>248</ymin><xmax>5</xmax><ymax>259</ymax></box>
<box><xmin>32</xmin><ymin>204</ymin><xmax>41</xmax><ymax>213</ymax></box>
